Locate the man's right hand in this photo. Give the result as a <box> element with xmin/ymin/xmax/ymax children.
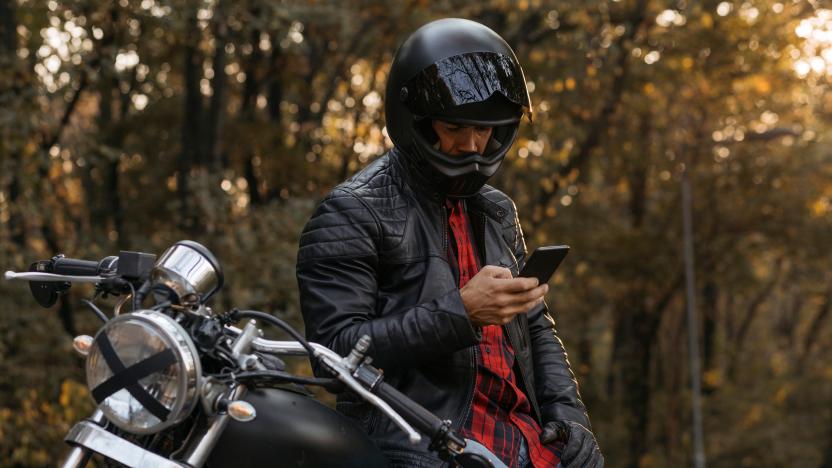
<box><xmin>460</xmin><ymin>265</ymin><xmax>548</xmax><ymax>327</ymax></box>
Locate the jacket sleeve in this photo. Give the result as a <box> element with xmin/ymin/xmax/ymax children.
<box><xmin>510</xmin><ymin>206</ymin><xmax>592</xmax><ymax>428</ymax></box>
<box><xmin>297</xmin><ymin>188</ymin><xmax>479</xmax><ymax>371</ymax></box>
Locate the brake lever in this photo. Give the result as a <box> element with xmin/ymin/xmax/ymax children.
<box><xmin>4</xmin><ymin>271</ymin><xmax>104</xmax><ymax>283</ymax></box>
<box><xmin>317</xmin><ymin>353</ymin><xmax>422</xmax><ymax>444</ymax></box>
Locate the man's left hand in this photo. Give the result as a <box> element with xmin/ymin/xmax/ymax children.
<box><xmin>540</xmin><ymin>420</ymin><xmax>604</xmax><ymax>468</ymax></box>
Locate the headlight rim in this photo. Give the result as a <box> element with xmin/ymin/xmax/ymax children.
<box><xmin>86</xmin><ymin>310</ymin><xmax>202</xmax><ymax>435</ymax></box>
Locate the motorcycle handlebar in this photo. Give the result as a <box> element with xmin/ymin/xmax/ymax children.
<box><xmin>234</xmin><ymin>328</ymin><xmax>423</xmax><ymax>444</ymax></box>
<box><xmin>373</xmin><ymin>381</ymin><xmax>446</xmax><ymax>441</ymax></box>
<box><xmin>52</xmin><ymin>257</ymin><xmax>103</xmax><ymax>276</ymax></box>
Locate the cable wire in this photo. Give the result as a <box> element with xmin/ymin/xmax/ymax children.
<box><xmin>223</xmin><ymin>370</ymin><xmax>340</xmax><ymax>391</ymax></box>
<box><xmin>230</xmin><ymin>309</ymin><xmax>317</xmax><ymax>357</ymax></box>
<box><xmin>81</xmin><ymin>299</ymin><xmax>108</xmax><ymax>323</ymax></box>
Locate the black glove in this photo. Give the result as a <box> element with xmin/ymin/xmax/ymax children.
<box><xmin>540</xmin><ymin>420</ymin><xmax>604</xmax><ymax>468</ymax></box>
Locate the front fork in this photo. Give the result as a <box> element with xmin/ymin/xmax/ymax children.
<box><xmin>59</xmin><ymin>408</ymin><xmax>183</xmax><ymax>468</ymax></box>
<box><xmin>59</xmin><ymin>388</ymin><xmax>247</xmax><ymax>468</ymax></box>
<box><xmin>60</xmin><ymin>410</ymin><xmax>104</xmax><ymax>468</ymax></box>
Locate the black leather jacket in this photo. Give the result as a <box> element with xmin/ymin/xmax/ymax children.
<box><xmin>297</xmin><ymin>148</ymin><xmax>590</xmax><ymax>466</ymax></box>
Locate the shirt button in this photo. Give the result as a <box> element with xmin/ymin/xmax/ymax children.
<box><xmin>485</xmin><ymin>346</ymin><xmax>491</xmax><ymax>354</ymax></box>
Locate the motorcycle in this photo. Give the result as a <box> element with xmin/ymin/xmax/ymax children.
<box><xmin>4</xmin><ymin>240</ymin><xmax>507</xmax><ymax>468</ymax></box>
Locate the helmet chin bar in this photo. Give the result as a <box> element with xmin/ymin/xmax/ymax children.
<box><xmin>409</xmin><ymin>122</ymin><xmax>518</xmax><ymax>198</ymax></box>
<box><xmin>442</xmin><ymin>171</ymin><xmax>496</xmax><ymax>199</ymax></box>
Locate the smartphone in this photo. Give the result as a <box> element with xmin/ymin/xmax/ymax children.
<box><xmin>519</xmin><ymin>245</ymin><xmax>570</xmax><ymax>285</ymax></box>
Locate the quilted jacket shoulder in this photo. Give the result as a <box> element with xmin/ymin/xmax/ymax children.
<box><xmin>298</xmin><ymin>151</ymin><xmax>416</xmax><ymax>264</ymax></box>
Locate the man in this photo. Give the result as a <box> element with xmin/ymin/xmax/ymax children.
<box><xmin>297</xmin><ymin>18</ymin><xmax>603</xmax><ymax>467</ymax></box>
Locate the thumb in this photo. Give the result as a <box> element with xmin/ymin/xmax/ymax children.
<box><xmin>539</xmin><ymin>421</ymin><xmax>565</xmax><ymax>445</ymax></box>
<box><xmin>483</xmin><ymin>265</ymin><xmax>513</xmax><ymax>279</ymax></box>
<box><xmin>540</xmin><ymin>424</ymin><xmax>557</xmax><ymax>445</ymax></box>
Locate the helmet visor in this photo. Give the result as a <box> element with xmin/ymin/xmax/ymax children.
<box><xmin>401</xmin><ymin>52</ymin><xmax>531</xmax><ymax>125</ymax></box>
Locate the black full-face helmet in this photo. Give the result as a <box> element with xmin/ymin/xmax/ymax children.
<box><xmin>385</xmin><ymin>18</ymin><xmax>532</xmax><ymax>198</ymax></box>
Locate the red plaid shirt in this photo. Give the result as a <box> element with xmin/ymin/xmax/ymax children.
<box><xmin>447</xmin><ymin>199</ymin><xmax>561</xmax><ymax>468</ymax></box>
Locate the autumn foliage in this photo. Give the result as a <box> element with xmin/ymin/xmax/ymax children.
<box><xmin>0</xmin><ymin>1</ymin><xmax>830</xmax><ymax>467</ymax></box>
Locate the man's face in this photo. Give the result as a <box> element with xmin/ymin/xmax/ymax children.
<box><xmin>431</xmin><ymin>120</ymin><xmax>494</xmax><ymax>156</ymax></box>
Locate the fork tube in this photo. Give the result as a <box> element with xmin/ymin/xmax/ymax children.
<box><xmin>179</xmin><ymin>385</ymin><xmax>247</xmax><ymax>467</ymax></box>
<box><xmin>60</xmin><ymin>410</ymin><xmax>105</xmax><ymax>468</ymax></box>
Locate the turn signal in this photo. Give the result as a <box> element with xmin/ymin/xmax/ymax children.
<box><xmin>227</xmin><ymin>401</ymin><xmax>257</xmax><ymax>422</ymax></box>
<box><xmin>73</xmin><ymin>335</ymin><xmax>94</xmax><ymax>356</ymax></box>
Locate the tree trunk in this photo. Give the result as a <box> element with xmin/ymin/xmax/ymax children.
<box><xmin>267</xmin><ymin>42</ymin><xmax>283</xmax><ymax>122</ymax></box>
<box><xmin>611</xmin><ymin>291</ymin><xmax>661</xmax><ymax>468</ymax></box>
<box><xmin>0</xmin><ymin>0</ymin><xmax>15</xmax><ymax>54</ymax></box>
<box><xmin>206</xmin><ymin>2</ymin><xmax>228</xmax><ymax>173</ymax></box>
<box><xmin>0</xmin><ymin>0</ymin><xmax>24</xmax><ymax>248</ymax></box>
<box><xmin>610</xmin><ymin>109</ymin><xmax>659</xmax><ymax>467</ymax></box>
<box><xmin>701</xmin><ymin>279</ymin><xmax>717</xmax><ymax>392</ymax></box>
<box><xmin>610</xmin><ymin>271</ymin><xmax>683</xmax><ymax>468</ymax></box>
<box><xmin>657</xmin><ymin>302</ymin><xmax>686</xmax><ymax>464</ymax></box>
<box><xmin>241</xmin><ymin>25</ymin><xmax>265</xmax><ymax>207</ymax></box>
<box><xmin>821</xmin><ymin>419</ymin><xmax>832</xmax><ymax>468</ymax></box>
<box><xmin>41</xmin><ymin>215</ymin><xmax>76</xmax><ymax>337</ymax></box>
<box><xmin>179</xmin><ymin>9</ymin><xmax>203</xmax><ymax>231</ymax></box>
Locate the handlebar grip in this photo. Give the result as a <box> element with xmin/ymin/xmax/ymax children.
<box><xmin>374</xmin><ymin>381</ymin><xmax>446</xmax><ymax>438</ymax></box>
<box><xmin>52</xmin><ymin>258</ymin><xmax>101</xmax><ymax>276</ymax></box>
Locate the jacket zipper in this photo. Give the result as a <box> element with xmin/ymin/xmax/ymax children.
<box><xmin>454</xmin><ymin>346</ymin><xmax>477</xmax><ymax>431</ymax></box>
<box><xmin>441</xmin><ymin>203</ymin><xmax>449</xmax><ymax>256</ymax></box>
<box><xmin>446</xmin><ymin>200</ymin><xmax>475</xmax><ymax>432</ymax></box>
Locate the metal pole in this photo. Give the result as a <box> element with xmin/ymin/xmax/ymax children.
<box><xmin>681</xmin><ymin>162</ymin><xmax>706</xmax><ymax>468</ymax></box>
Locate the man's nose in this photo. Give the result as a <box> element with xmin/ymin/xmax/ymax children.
<box><xmin>458</xmin><ymin>130</ymin><xmax>479</xmax><ymax>153</ymax></box>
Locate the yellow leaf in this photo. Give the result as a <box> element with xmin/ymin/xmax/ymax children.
<box><xmin>565</xmin><ymin>77</ymin><xmax>576</xmax><ymax>90</ymax></box>
<box><xmin>682</xmin><ymin>57</ymin><xmax>694</xmax><ymax>70</ymax></box>
<box><xmin>769</xmin><ymin>351</ymin><xmax>787</xmax><ymax>376</ymax></box>
<box><xmin>703</xmin><ymin>369</ymin><xmax>723</xmax><ymax>388</ymax></box>
<box><xmin>810</xmin><ymin>197</ymin><xmax>829</xmax><ymax>217</ymax></box>
<box><xmin>59</xmin><ymin>389</ymin><xmax>70</xmax><ymax>408</ymax></box>
<box><xmin>773</xmin><ymin>383</ymin><xmax>793</xmax><ymax>405</ymax></box>
<box><xmin>740</xmin><ymin>404</ymin><xmax>763</xmax><ymax>428</ymax></box>
<box><xmin>701</xmin><ymin>13</ymin><xmax>713</xmax><ymax>29</ymax></box>
<box><xmin>753</xmin><ymin>76</ymin><xmax>772</xmax><ymax>94</ymax></box>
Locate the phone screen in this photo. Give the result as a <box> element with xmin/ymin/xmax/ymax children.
<box><xmin>518</xmin><ymin>245</ymin><xmax>570</xmax><ymax>285</ymax></box>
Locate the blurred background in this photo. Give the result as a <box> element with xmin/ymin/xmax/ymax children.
<box><xmin>0</xmin><ymin>0</ymin><xmax>830</xmax><ymax>466</ymax></box>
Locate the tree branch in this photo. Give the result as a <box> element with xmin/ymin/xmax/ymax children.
<box><xmin>727</xmin><ymin>257</ymin><xmax>784</xmax><ymax>378</ymax></box>
<box><xmin>536</xmin><ymin>0</ymin><xmax>650</xmax><ymax>210</ymax></box>
<box><xmin>41</xmin><ymin>73</ymin><xmax>88</xmax><ymax>155</ymax></box>
<box><xmin>797</xmin><ymin>282</ymin><xmax>832</xmax><ymax>370</ymax></box>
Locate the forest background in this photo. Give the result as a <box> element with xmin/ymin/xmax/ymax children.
<box><xmin>0</xmin><ymin>0</ymin><xmax>830</xmax><ymax>467</ymax></box>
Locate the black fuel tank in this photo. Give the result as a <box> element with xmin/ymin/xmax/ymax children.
<box><xmin>207</xmin><ymin>388</ymin><xmax>388</xmax><ymax>467</ymax></box>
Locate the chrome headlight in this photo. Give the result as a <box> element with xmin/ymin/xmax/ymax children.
<box><xmin>85</xmin><ymin>311</ymin><xmax>202</xmax><ymax>434</ymax></box>
<box><xmin>151</xmin><ymin>240</ymin><xmax>224</xmax><ymax>306</ymax></box>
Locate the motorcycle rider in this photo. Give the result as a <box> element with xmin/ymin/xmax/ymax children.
<box><xmin>297</xmin><ymin>18</ymin><xmax>603</xmax><ymax>467</ymax></box>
